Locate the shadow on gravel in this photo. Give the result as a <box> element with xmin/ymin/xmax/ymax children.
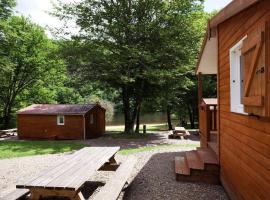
<box><xmin>81</xmin><ymin>132</ymin><xmax>200</xmax><ymax>150</ymax></box>
<box><xmin>123</xmin><ymin>151</ymin><xmax>228</xmax><ymax>200</ymax></box>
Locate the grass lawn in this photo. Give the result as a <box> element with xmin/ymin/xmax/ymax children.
<box><xmin>0</xmin><ymin>140</ymin><xmax>86</xmax><ymax>159</ymax></box>
<box><xmin>104</xmin><ymin>132</ymin><xmax>149</xmax><ymax>139</ymax></box>
<box><xmin>106</xmin><ymin>123</ymin><xmax>169</xmax><ymax>132</ymax></box>
<box><xmin>119</xmin><ymin>143</ymin><xmax>199</xmax><ymax>155</ymax></box>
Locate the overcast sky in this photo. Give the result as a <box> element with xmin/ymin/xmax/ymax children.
<box><xmin>14</xmin><ymin>0</ymin><xmax>232</xmax><ymax>37</ymax></box>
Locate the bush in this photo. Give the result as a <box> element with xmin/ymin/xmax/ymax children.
<box><xmin>85</xmin><ymin>95</ymin><xmax>114</xmax><ymax>122</ymax></box>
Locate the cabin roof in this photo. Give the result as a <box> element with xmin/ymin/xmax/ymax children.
<box><xmin>202</xmin><ymin>98</ymin><xmax>218</xmax><ymax>105</ymax></box>
<box><xmin>17</xmin><ymin>104</ymin><xmax>102</xmax><ymax>115</ymax></box>
<box><xmin>196</xmin><ymin>0</ymin><xmax>261</xmax><ymax>75</ymax></box>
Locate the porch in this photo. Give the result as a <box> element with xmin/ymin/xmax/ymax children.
<box><xmin>199</xmin><ymin>98</ymin><xmax>218</xmax><ymax>156</ymax></box>
<box><xmin>174</xmin><ymin>72</ymin><xmax>219</xmax><ymax>184</ymax></box>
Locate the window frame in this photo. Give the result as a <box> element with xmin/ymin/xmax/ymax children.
<box><xmin>57</xmin><ymin>115</ymin><xmax>65</xmax><ymax>126</ymax></box>
<box><xmin>229</xmin><ymin>36</ymin><xmax>247</xmax><ymax>115</ymax></box>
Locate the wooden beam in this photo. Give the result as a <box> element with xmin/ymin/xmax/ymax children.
<box><xmin>241</xmin><ymin>32</ymin><xmax>262</xmax><ymax>54</ymax></box>
<box><xmin>198</xmin><ymin>73</ymin><xmax>203</xmax><ymax>105</ymax></box>
<box><xmin>242</xmin><ymin>96</ymin><xmax>264</xmax><ymax>107</ymax></box>
<box><xmin>210</xmin><ymin>0</ymin><xmax>260</xmax><ymax>28</ymax></box>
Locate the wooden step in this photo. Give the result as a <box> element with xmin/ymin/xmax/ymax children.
<box><xmin>175</xmin><ymin>149</ymin><xmax>220</xmax><ymax>184</ymax></box>
<box><xmin>210</xmin><ymin>130</ymin><xmax>218</xmax><ymax>135</ymax></box>
<box><xmin>196</xmin><ymin>147</ymin><xmax>218</xmax><ymax>165</ymax></box>
<box><xmin>175</xmin><ymin>156</ymin><xmax>190</xmax><ymax>175</ymax></box>
<box><xmin>185</xmin><ymin>151</ymin><xmax>204</xmax><ymax>170</ymax></box>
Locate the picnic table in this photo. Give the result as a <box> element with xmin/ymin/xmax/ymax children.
<box><xmin>168</xmin><ymin>127</ymin><xmax>190</xmax><ymax>139</ymax></box>
<box><xmin>3</xmin><ymin>146</ymin><xmax>136</xmax><ymax>200</ymax></box>
<box><xmin>0</xmin><ymin>128</ymin><xmax>17</xmax><ymax>138</ymax></box>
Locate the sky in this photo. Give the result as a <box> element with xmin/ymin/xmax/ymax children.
<box><xmin>14</xmin><ymin>0</ymin><xmax>232</xmax><ymax>37</ymax></box>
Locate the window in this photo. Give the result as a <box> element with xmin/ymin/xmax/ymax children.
<box><xmin>90</xmin><ymin>114</ymin><xmax>94</xmax><ymax>124</ymax></box>
<box><xmin>230</xmin><ymin>36</ymin><xmax>247</xmax><ymax>114</ymax></box>
<box><xmin>57</xmin><ymin>115</ymin><xmax>65</xmax><ymax>125</ymax></box>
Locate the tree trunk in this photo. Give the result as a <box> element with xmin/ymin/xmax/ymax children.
<box><xmin>122</xmin><ymin>87</ymin><xmax>134</xmax><ymax>134</ymax></box>
<box><xmin>2</xmin><ymin>102</ymin><xmax>12</xmax><ymax>129</ymax></box>
<box><xmin>187</xmin><ymin>105</ymin><xmax>195</xmax><ymax>129</ymax></box>
<box><xmin>167</xmin><ymin>105</ymin><xmax>173</xmax><ymax>130</ymax></box>
<box><xmin>135</xmin><ymin>104</ymin><xmax>141</xmax><ymax>133</ymax></box>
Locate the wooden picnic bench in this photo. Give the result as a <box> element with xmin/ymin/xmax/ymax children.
<box><xmin>0</xmin><ymin>128</ymin><xmax>17</xmax><ymax>138</ymax></box>
<box><xmin>3</xmin><ymin>147</ymin><xmax>136</xmax><ymax>200</ymax></box>
<box><xmin>168</xmin><ymin>127</ymin><xmax>190</xmax><ymax>139</ymax></box>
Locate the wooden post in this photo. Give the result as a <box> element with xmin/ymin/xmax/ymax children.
<box><xmin>198</xmin><ymin>72</ymin><xmax>203</xmax><ymax>105</ymax></box>
<box><xmin>143</xmin><ymin>125</ymin><xmax>146</xmax><ymax>134</ymax></box>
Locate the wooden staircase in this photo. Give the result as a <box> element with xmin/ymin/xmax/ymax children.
<box><xmin>175</xmin><ymin>147</ymin><xmax>219</xmax><ymax>184</ymax></box>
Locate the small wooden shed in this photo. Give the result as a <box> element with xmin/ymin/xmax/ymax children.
<box><xmin>17</xmin><ymin>104</ymin><xmax>106</xmax><ymax>140</ymax></box>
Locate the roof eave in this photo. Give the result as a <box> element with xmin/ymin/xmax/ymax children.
<box><xmin>209</xmin><ymin>0</ymin><xmax>261</xmax><ymax>29</ymax></box>
<box><xmin>196</xmin><ymin>0</ymin><xmax>261</xmax><ymax>75</ymax></box>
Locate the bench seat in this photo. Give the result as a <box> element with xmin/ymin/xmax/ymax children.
<box><xmin>91</xmin><ymin>157</ymin><xmax>137</xmax><ymax>200</ymax></box>
<box><xmin>2</xmin><ymin>189</ymin><xmax>29</xmax><ymax>200</ymax></box>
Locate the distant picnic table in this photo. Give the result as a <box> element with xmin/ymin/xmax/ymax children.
<box><xmin>3</xmin><ymin>147</ymin><xmax>136</xmax><ymax>200</ymax></box>
<box><xmin>0</xmin><ymin>128</ymin><xmax>17</xmax><ymax>138</ymax></box>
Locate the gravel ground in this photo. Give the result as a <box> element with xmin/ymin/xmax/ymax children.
<box><xmin>0</xmin><ymin>132</ymin><xmax>229</xmax><ymax>200</ymax></box>
<box><xmin>81</xmin><ymin>131</ymin><xmax>200</xmax><ymax>149</ymax></box>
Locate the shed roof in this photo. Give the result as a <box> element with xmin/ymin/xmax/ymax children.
<box><xmin>202</xmin><ymin>98</ymin><xmax>218</xmax><ymax>105</ymax></box>
<box><xmin>17</xmin><ymin>104</ymin><xmax>101</xmax><ymax>115</ymax></box>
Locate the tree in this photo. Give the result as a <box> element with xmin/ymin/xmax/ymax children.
<box><xmin>55</xmin><ymin>0</ymin><xmax>205</xmax><ymax>134</ymax></box>
<box><xmin>0</xmin><ymin>0</ymin><xmax>15</xmax><ymax>19</ymax></box>
<box><xmin>0</xmin><ymin>16</ymin><xmax>66</xmax><ymax>128</ymax></box>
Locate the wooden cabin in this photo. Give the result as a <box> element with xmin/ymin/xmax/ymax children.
<box><xmin>176</xmin><ymin>0</ymin><xmax>270</xmax><ymax>199</ymax></box>
<box><xmin>17</xmin><ymin>104</ymin><xmax>105</xmax><ymax>140</ymax></box>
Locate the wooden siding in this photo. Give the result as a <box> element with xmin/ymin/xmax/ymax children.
<box><xmin>217</xmin><ymin>1</ymin><xmax>270</xmax><ymax>199</ymax></box>
<box><xmin>17</xmin><ymin>115</ymin><xmax>84</xmax><ymax>140</ymax></box>
<box><xmin>85</xmin><ymin>107</ymin><xmax>105</xmax><ymax>139</ymax></box>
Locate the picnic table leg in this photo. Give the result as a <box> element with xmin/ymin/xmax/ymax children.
<box><xmin>99</xmin><ymin>154</ymin><xmax>119</xmax><ymax>171</ymax></box>
<box><xmin>109</xmin><ymin>156</ymin><xmax>117</xmax><ymax>164</ymax></box>
<box><xmin>29</xmin><ymin>190</ymin><xmax>41</xmax><ymax>200</ymax></box>
<box><xmin>73</xmin><ymin>192</ymin><xmax>85</xmax><ymax>200</ymax></box>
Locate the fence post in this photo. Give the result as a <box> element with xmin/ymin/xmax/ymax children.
<box><xmin>143</xmin><ymin>125</ymin><xmax>146</xmax><ymax>134</ymax></box>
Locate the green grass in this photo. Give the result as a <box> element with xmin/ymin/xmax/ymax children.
<box><xmin>0</xmin><ymin>141</ymin><xmax>86</xmax><ymax>159</ymax></box>
<box><xmin>119</xmin><ymin>143</ymin><xmax>199</xmax><ymax>155</ymax></box>
<box><xmin>141</xmin><ymin>124</ymin><xmax>168</xmax><ymax>131</ymax></box>
<box><xmin>105</xmin><ymin>132</ymin><xmax>149</xmax><ymax>139</ymax></box>
<box><xmin>106</xmin><ymin>123</ymin><xmax>169</xmax><ymax>133</ymax></box>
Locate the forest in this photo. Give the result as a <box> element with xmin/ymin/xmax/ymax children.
<box><xmin>0</xmin><ymin>0</ymin><xmax>216</xmax><ymax>133</ymax></box>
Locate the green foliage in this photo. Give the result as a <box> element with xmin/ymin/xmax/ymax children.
<box><xmin>85</xmin><ymin>95</ymin><xmax>115</xmax><ymax>122</ymax></box>
<box><xmin>0</xmin><ymin>16</ymin><xmax>66</xmax><ymax>127</ymax></box>
<box><xmin>54</xmin><ymin>0</ymin><xmax>207</xmax><ymax>133</ymax></box>
<box><xmin>0</xmin><ymin>0</ymin><xmax>15</xmax><ymax>19</ymax></box>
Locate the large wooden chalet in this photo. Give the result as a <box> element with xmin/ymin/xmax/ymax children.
<box><xmin>176</xmin><ymin>1</ymin><xmax>270</xmax><ymax>199</ymax></box>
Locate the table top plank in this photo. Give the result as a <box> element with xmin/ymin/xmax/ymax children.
<box><xmin>17</xmin><ymin>147</ymin><xmax>100</xmax><ymax>189</ymax></box>
<box><xmin>16</xmin><ymin>147</ymin><xmax>120</xmax><ymax>191</ymax></box>
<box><xmin>64</xmin><ymin>148</ymin><xmax>119</xmax><ymax>190</ymax></box>
<box><xmin>46</xmin><ymin>149</ymin><xmax>112</xmax><ymax>188</ymax></box>
<box><xmin>37</xmin><ymin>147</ymin><xmax>103</xmax><ymax>188</ymax></box>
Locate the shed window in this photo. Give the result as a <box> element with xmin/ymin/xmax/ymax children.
<box><xmin>230</xmin><ymin>36</ymin><xmax>247</xmax><ymax>115</ymax></box>
<box><xmin>90</xmin><ymin>114</ymin><xmax>94</xmax><ymax>124</ymax></box>
<box><xmin>57</xmin><ymin>115</ymin><xmax>65</xmax><ymax>125</ymax></box>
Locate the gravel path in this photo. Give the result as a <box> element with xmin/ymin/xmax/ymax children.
<box><xmin>0</xmin><ymin>132</ymin><xmax>229</xmax><ymax>199</ymax></box>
